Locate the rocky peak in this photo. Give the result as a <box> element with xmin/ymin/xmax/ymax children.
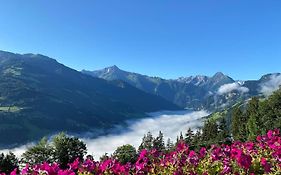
<box><xmin>212</xmin><ymin>72</ymin><xmax>226</xmax><ymax>79</ymax></box>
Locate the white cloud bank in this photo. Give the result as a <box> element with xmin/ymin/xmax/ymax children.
<box><xmin>0</xmin><ymin>110</ymin><xmax>208</xmax><ymax>160</ymax></box>
<box><xmin>84</xmin><ymin>110</ymin><xmax>208</xmax><ymax>159</ymax></box>
<box><xmin>260</xmin><ymin>74</ymin><xmax>281</xmax><ymax>96</ymax></box>
<box><xmin>0</xmin><ymin>144</ymin><xmax>34</xmax><ymax>157</ymax></box>
<box><xmin>218</xmin><ymin>82</ymin><xmax>249</xmax><ymax>95</ymax></box>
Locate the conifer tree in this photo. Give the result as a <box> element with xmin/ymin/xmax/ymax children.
<box><xmin>179</xmin><ymin>132</ymin><xmax>184</xmax><ymax>141</ymax></box>
<box><xmin>245</xmin><ymin>97</ymin><xmax>260</xmax><ymax>140</ymax></box>
<box><xmin>184</xmin><ymin>128</ymin><xmax>194</xmax><ymax>146</ymax></box>
<box><xmin>202</xmin><ymin>120</ymin><xmax>218</xmax><ymax>143</ymax></box>
<box><xmin>153</xmin><ymin>131</ymin><xmax>165</xmax><ymax>152</ymax></box>
<box><xmin>138</xmin><ymin>132</ymin><xmax>154</xmax><ymax>152</ymax></box>
<box><xmin>217</xmin><ymin>117</ymin><xmax>229</xmax><ymax>143</ymax></box>
<box><xmin>231</xmin><ymin>105</ymin><xmax>244</xmax><ymax>141</ymax></box>
<box><xmin>166</xmin><ymin>138</ymin><xmax>174</xmax><ymax>152</ymax></box>
<box><xmin>191</xmin><ymin>130</ymin><xmax>202</xmax><ymax>150</ymax></box>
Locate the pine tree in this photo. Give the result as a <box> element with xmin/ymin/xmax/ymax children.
<box><xmin>166</xmin><ymin>138</ymin><xmax>174</xmax><ymax>152</ymax></box>
<box><xmin>202</xmin><ymin>120</ymin><xmax>218</xmax><ymax>144</ymax></box>
<box><xmin>191</xmin><ymin>130</ymin><xmax>202</xmax><ymax>150</ymax></box>
<box><xmin>217</xmin><ymin>117</ymin><xmax>229</xmax><ymax>143</ymax></box>
<box><xmin>176</xmin><ymin>136</ymin><xmax>180</xmax><ymax>145</ymax></box>
<box><xmin>179</xmin><ymin>132</ymin><xmax>184</xmax><ymax>141</ymax></box>
<box><xmin>175</xmin><ymin>132</ymin><xmax>184</xmax><ymax>145</ymax></box>
<box><xmin>245</xmin><ymin>97</ymin><xmax>260</xmax><ymax>140</ymax></box>
<box><xmin>231</xmin><ymin>106</ymin><xmax>245</xmax><ymax>140</ymax></box>
<box><xmin>184</xmin><ymin>128</ymin><xmax>194</xmax><ymax>146</ymax></box>
<box><xmin>138</xmin><ymin>132</ymin><xmax>154</xmax><ymax>152</ymax></box>
<box><xmin>247</xmin><ymin>115</ymin><xmax>259</xmax><ymax>140</ymax></box>
<box><xmin>153</xmin><ymin>131</ymin><xmax>165</xmax><ymax>152</ymax></box>
<box><xmin>262</xmin><ymin>88</ymin><xmax>281</xmax><ymax>131</ymax></box>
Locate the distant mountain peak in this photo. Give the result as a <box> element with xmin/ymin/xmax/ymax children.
<box><xmin>213</xmin><ymin>72</ymin><xmax>225</xmax><ymax>78</ymax></box>
<box><xmin>107</xmin><ymin>65</ymin><xmax>120</xmax><ymax>72</ymax></box>
<box><xmin>99</xmin><ymin>65</ymin><xmax>122</xmax><ymax>75</ymax></box>
<box><xmin>111</xmin><ymin>65</ymin><xmax>119</xmax><ymax>69</ymax></box>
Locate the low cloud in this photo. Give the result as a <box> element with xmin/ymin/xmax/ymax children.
<box><xmin>0</xmin><ymin>110</ymin><xmax>208</xmax><ymax>160</ymax></box>
<box><xmin>0</xmin><ymin>143</ymin><xmax>34</xmax><ymax>157</ymax></box>
<box><xmin>218</xmin><ymin>82</ymin><xmax>249</xmax><ymax>95</ymax></box>
<box><xmin>84</xmin><ymin>110</ymin><xmax>208</xmax><ymax>159</ymax></box>
<box><xmin>260</xmin><ymin>74</ymin><xmax>281</xmax><ymax>96</ymax></box>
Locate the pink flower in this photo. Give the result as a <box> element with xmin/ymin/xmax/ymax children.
<box><xmin>139</xmin><ymin>149</ymin><xmax>147</xmax><ymax>159</ymax></box>
<box><xmin>256</xmin><ymin>135</ymin><xmax>262</xmax><ymax>142</ymax></box>
<box><xmin>267</xmin><ymin>130</ymin><xmax>274</xmax><ymax>139</ymax></box>
<box><xmin>237</xmin><ymin>153</ymin><xmax>252</xmax><ymax>170</ymax></box>
<box><xmin>21</xmin><ymin>164</ymin><xmax>29</xmax><ymax>174</ymax></box>
<box><xmin>244</xmin><ymin>142</ymin><xmax>254</xmax><ymax>151</ymax></box>
<box><xmin>58</xmin><ymin>170</ymin><xmax>75</xmax><ymax>175</ymax></box>
<box><xmin>68</xmin><ymin>158</ymin><xmax>79</xmax><ymax>170</ymax></box>
<box><xmin>10</xmin><ymin>168</ymin><xmax>17</xmax><ymax>175</ymax></box>
<box><xmin>199</xmin><ymin>147</ymin><xmax>206</xmax><ymax>159</ymax></box>
<box><xmin>222</xmin><ymin>164</ymin><xmax>231</xmax><ymax>174</ymax></box>
<box><xmin>100</xmin><ymin>159</ymin><xmax>112</xmax><ymax>172</ymax></box>
<box><xmin>261</xmin><ymin>157</ymin><xmax>271</xmax><ymax>173</ymax></box>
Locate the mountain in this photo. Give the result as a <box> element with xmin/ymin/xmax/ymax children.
<box><xmin>0</xmin><ymin>51</ymin><xmax>180</xmax><ymax>147</ymax></box>
<box><xmin>82</xmin><ymin>67</ymin><xmax>236</xmax><ymax>109</ymax></box>
<box><xmin>82</xmin><ymin>66</ymin><xmax>280</xmax><ymax>110</ymax></box>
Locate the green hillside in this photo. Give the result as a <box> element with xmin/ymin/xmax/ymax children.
<box><xmin>0</xmin><ymin>51</ymin><xmax>180</xmax><ymax>147</ymax></box>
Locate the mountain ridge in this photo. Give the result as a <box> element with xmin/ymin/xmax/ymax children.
<box><xmin>82</xmin><ymin>66</ymin><xmax>280</xmax><ymax>110</ymax></box>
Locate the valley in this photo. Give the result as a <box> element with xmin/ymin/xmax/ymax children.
<box><xmin>1</xmin><ymin>1</ymin><xmax>281</xmax><ymax>173</ymax></box>
<box><xmin>0</xmin><ymin>50</ymin><xmax>280</xmax><ymax>149</ymax></box>
<box><xmin>1</xmin><ymin>110</ymin><xmax>209</xmax><ymax>159</ymax></box>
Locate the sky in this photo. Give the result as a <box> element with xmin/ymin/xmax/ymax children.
<box><xmin>0</xmin><ymin>0</ymin><xmax>280</xmax><ymax>80</ymax></box>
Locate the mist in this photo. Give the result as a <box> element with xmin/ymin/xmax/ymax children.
<box><xmin>84</xmin><ymin>110</ymin><xmax>208</xmax><ymax>159</ymax></box>
<box><xmin>260</xmin><ymin>74</ymin><xmax>281</xmax><ymax>96</ymax></box>
<box><xmin>217</xmin><ymin>82</ymin><xmax>249</xmax><ymax>95</ymax></box>
<box><xmin>0</xmin><ymin>110</ymin><xmax>208</xmax><ymax>160</ymax></box>
<box><xmin>0</xmin><ymin>144</ymin><xmax>34</xmax><ymax>157</ymax></box>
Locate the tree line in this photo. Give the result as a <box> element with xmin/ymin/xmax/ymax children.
<box><xmin>1</xmin><ymin>88</ymin><xmax>281</xmax><ymax>174</ymax></box>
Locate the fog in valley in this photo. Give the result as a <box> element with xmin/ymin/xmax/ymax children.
<box><xmin>0</xmin><ymin>110</ymin><xmax>209</xmax><ymax>160</ymax></box>
<box><xmin>84</xmin><ymin>110</ymin><xmax>208</xmax><ymax>159</ymax></box>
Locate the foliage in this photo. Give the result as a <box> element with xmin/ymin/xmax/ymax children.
<box><xmin>21</xmin><ymin>133</ymin><xmax>87</xmax><ymax>169</ymax></box>
<box><xmin>21</xmin><ymin>137</ymin><xmax>54</xmax><ymax>165</ymax></box>
<box><xmin>52</xmin><ymin>133</ymin><xmax>87</xmax><ymax>169</ymax></box>
<box><xmin>0</xmin><ymin>152</ymin><xmax>18</xmax><ymax>174</ymax></box>
<box><xmin>166</xmin><ymin>138</ymin><xmax>174</xmax><ymax>152</ymax></box>
<box><xmin>230</xmin><ymin>88</ymin><xmax>281</xmax><ymax>142</ymax></box>
<box><xmin>113</xmin><ymin>144</ymin><xmax>137</xmax><ymax>164</ymax></box>
<box><xmin>184</xmin><ymin>128</ymin><xmax>194</xmax><ymax>145</ymax></box>
<box><xmin>2</xmin><ymin>130</ymin><xmax>281</xmax><ymax>174</ymax></box>
<box><xmin>138</xmin><ymin>132</ymin><xmax>154</xmax><ymax>152</ymax></box>
<box><xmin>231</xmin><ymin>105</ymin><xmax>246</xmax><ymax>141</ymax></box>
<box><xmin>152</xmin><ymin>131</ymin><xmax>165</xmax><ymax>152</ymax></box>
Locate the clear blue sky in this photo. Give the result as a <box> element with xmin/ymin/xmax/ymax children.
<box><xmin>0</xmin><ymin>0</ymin><xmax>280</xmax><ymax>80</ymax></box>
